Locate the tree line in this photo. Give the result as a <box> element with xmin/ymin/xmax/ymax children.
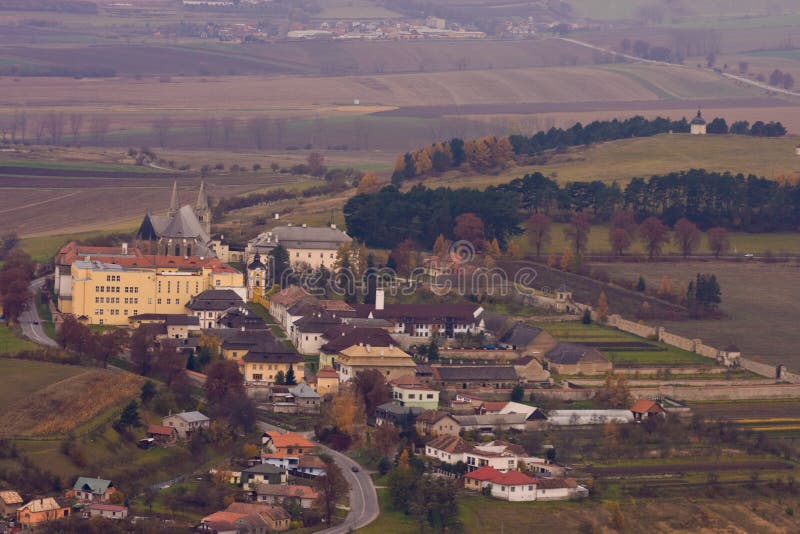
<box><xmin>501</xmin><ymin>169</ymin><xmax>800</xmax><ymax>231</ymax></box>
<box><xmin>390</xmin><ymin>115</ymin><xmax>786</xmax><ymax>184</ymax></box>
<box><xmin>343</xmin><ymin>184</ymin><xmax>523</xmax><ymax>249</ymax></box>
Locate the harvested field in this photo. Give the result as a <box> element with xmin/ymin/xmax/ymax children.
<box><xmin>0</xmin><ymin>359</ymin><xmax>84</xmax><ymax>410</ymax></box>
<box><xmin>0</xmin><ymin>365</ymin><xmax>143</xmax><ymax>436</ymax></box>
<box><xmin>596</xmin><ymin>261</ymin><xmax>800</xmax><ymax>369</ymax></box>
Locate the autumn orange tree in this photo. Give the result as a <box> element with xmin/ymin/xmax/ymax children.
<box><xmin>563</xmin><ymin>211</ymin><xmax>591</xmax><ymax>260</ymax></box>
<box><xmin>673</xmin><ymin>217</ymin><xmax>701</xmax><ymax>258</ymax></box>
<box><xmin>525</xmin><ymin>213</ymin><xmax>551</xmax><ymax>257</ymax></box>
<box><xmin>595</xmin><ymin>291</ymin><xmax>609</xmax><ymax>322</ymax></box>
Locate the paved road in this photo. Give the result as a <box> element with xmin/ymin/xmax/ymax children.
<box><xmin>257</xmin><ymin>422</ymin><xmax>379</xmax><ymax>533</ymax></box>
<box><xmin>19</xmin><ymin>277</ymin><xmax>58</xmax><ymax>348</ymax></box>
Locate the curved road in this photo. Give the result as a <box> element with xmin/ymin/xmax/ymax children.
<box><xmin>19</xmin><ymin>277</ymin><xmax>58</xmax><ymax>348</ymax></box>
<box><xmin>257</xmin><ymin>422</ymin><xmax>379</xmax><ymax>533</ymax></box>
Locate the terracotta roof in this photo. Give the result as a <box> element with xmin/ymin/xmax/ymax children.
<box><xmin>319</xmin><ymin>300</ymin><xmax>355</xmax><ymax>312</ymax></box>
<box><xmin>389</xmin><ymin>373</ymin><xmax>420</xmax><ymax>387</ymax></box>
<box><xmin>492</xmin><ymin>470</ymin><xmax>537</xmax><ymax>486</ymax></box>
<box><xmin>630</xmin><ymin>399</ymin><xmax>664</xmax><ymax>414</ymax></box>
<box><xmin>464</xmin><ymin>466</ymin><xmax>502</xmax><ymax>481</ymax></box>
<box><xmin>426</xmin><ymin>435</ymin><xmax>471</xmax><ymax>454</ymax></box>
<box><xmin>18</xmin><ymin>498</ymin><xmax>65</xmax><ymax>513</ymax></box>
<box><xmin>482</xmin><ymin>401</ymin><xmax>507</xmax><ymax>413</ymax></box>
<box><xmin>316</xmin><ymin>366</ymin><xmax>339</xmax><ymax>379</ymax></box>
<box><xmin>270</xmin><ymin>286</ymin><xmax>310</xmax><ymax>307</ymax></box>
<box><xmin>339</xmin><ymin>344</ymin><xmax>411</xmax><ymax>359</ymax></box>
<box><xmin>298</xmin><ymin>455</ymin><xmax>327</xmax><ymax>469</ymax></box>
<box><xmin>268</xmin><ymin>432</ymin><xmax>314</xmax><ymax>449</ymax></box>
<box><xmin>147</xmin><ymin>425</ymin><xmax>176</xmax><ymax>436</ymax></box>
<box><xmin>203</xmin><ymin>511</ymin><xmax>247</xmax><ymax>524</ymax></box>
<box><xmin>225</xmin><ymin>502</ymin><xmax>290</xmax><ymax>521</ymax></box>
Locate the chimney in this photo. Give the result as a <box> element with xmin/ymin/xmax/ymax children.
<box><xmin>301</xmin><ymin>223</ymin><xmax>307</xmax><ymax>228</ymax></box>
<box><xmin>241</xmin><ymin>326</ymin><xmax>245</xmax><ymax>332</ymax></box>
<box><xmin>122</xmin><ymin>242</ymin><xmax>128</xmax><ymax>255</ymax></box>
<box><xmin>274</xmin><ymin>212</ymin><xmax>280</xmax><ymax>220</ymax></box>
<box><xmin>380</xmin><ymin>349</ymin><xmax>384</xmax><ymax>357</ymax></box>
<box><xmin>330</xmin><ymin>223</ymin><xmax>337</xmax><ymax>229</ymax></box>
<box><xmin>366</xmin><ymin>344</ymin><xmax>371</xmax><ymax>352</ymax></box>
<box><xmin>375</xmin><ymin>288</ymin><xmax>385</xmax><ymax>311</ymax></box>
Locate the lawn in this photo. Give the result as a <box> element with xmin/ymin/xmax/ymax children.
<box><xmin>0</xmin><ymin>324</ymin><xmax>38</xmax><ymax>355</ymax></box>
<box><xmin>357</xmin><ymin>489</ymin><xmax>416</xmax><ymax>534</ymax></box>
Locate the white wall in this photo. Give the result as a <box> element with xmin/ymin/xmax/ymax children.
<box><xmin>491</xmin><ymin>483</ymin><xmax>536</xmax><ymax>502</ymax></box>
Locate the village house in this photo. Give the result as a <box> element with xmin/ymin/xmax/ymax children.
<box><xmin>335</xmin><ymin>343</ymin><xmax>417</xmax><ymax>382</ymax></box>
<box><xmin>544</xmin><ymin>342</ymin><xmax>612</xmax><ymax>375</ymax></box>
<box><xmin>390</xmin><ymin>374</ymin><xmax>440</xmax><ymax>409</ymax></box>
<box><xmin>463</xmin><ymin>467</ymin><xmax>585</xmax><ymax>502</ymax></box>
<box><xmin>255</xmin><ymin>484</ymin><xmax>319</xmax><ymax>509</ymax></box>
<box><xmin>291</xmin><ymin>311</ymin><xmax>346</xmax><ymax>354</ymax></box>
<box><xmin>16</xmin><ymin>498</ymin><xmax>71</xmax><ymax>528</ymax></box>
<box><xmin>262</xmin><ymin>431</ymin><xmax>314</xmax><ymax>457</ymax></box>
<box><xmin>318</xmin><ymin>326</ymin><xmax>397</xmax><ymax>368</ymax></box>
<box><xmin>225</xmin><ymin>503</ymin><xmax>291</xmax><ymax>532</ymax></box>
<box><xmin>186</xmin><ymin>289</ymin><xmax>247</xmax><ymax>329</ymax></box>
<box><xmin>239</xmin><ymin>340</ymin><xmax>303</xmax><ymax>386</ymax></box>
<box><xmin>0</xmin><ymin>490</ymin><xmax>22</xmax><ymax>517</ymax></box>
<box><xmin>198</xmin><ymin>502</ymin><xmax>291</xmax><ymax>533</ymax></box>
<box><xmin>239</xmin><ymin>464</ymin><xmax>287</xmax><ymax>491</ymax></box>
<box><xmin>288</xmin><ymin>383</ymin><xmax>321</xmax><ymax>413</ymax></box>
<box><xmin>425</xmin><ymin>435</ymin><xmax>472</xmax><ymax>464</ymax></box>
<box><xmin>311</xmin><ymin>365</ymin><xmax>340</xmax><ymax>395</ymax></box>
<box><xmin>86</xmin><ymin>504</ymin><xmax>128</xmax><ymax>520</ymax></box>
<box><xmin>162</xmin><ymin>411</ymin><xmax>211</xmax><ymax>439</ymax></box>
<box><xmin>70</xmin><ymin>477</ymin><xmax>116</xmax><ymax>503</ymax></box>
<box><xmin>415</xmin><ymin>410</ymin><xmax>461</xmax><ymax>437</ymax></box>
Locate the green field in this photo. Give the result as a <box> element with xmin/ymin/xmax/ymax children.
<box><xmin>0</xmin><ymin>359</ymin><xmax>84</xmax><ymax>410</ymax></box>
<box><xmin>0</xmin><ymin>325</ymin><xmax>38</xmax><ymax>355</ymax></box>
<box><xmin>537</xmin><ymin>322</ymin><xmax>711</xmax><ymax>366</ymax></box>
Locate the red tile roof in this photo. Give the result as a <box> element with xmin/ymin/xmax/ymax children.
<box><xmin>316</xmin><ymin>366</ymin><xmax>339</xmax><ymax>379</ymax></box>
<box><xmin>147</xmin><ymin>425</ymin><xmax>176</xmax><ymax>436</ymax></box>
<box><xmin>482</xmin><ymin>401</ymin><xmax>508</xmax><ymax>413</ymax></box>
<box><xmin>630</xmin><ymin>399</ymin><xmax>664</xmax><ymax>414</ymax></box>
<box><xmin>426</xmin><ymin>435</ymin><xmax>471</xmax><ymax>454</ymax></box>
<box><xmin>268</xmin><ymin>432</ymin><xmax>314</xmax><ymax>449</ymax></box>
<box><xmin>464</xmin><ymin>466</ymin><xmax>502</xmax><ymax>481</ymax></box>
<box><xmin>492</xmin><ymin>470</ymin><xmax>537</xmax><ymax>486</ymax></box>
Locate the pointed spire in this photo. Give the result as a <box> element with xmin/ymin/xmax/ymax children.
<box><xmin>196</xmin><ymin>180</ymin><xmax>209</xmax><ymax>211</ymax></box>
<box><xmin>169</xmin><ymin>180</ymin><xmax>179</xmax><ymax>216</ymax></box>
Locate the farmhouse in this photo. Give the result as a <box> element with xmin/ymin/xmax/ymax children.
<box><xmin>319</xmin><ymin>326</ymin><xmax>397</xmax><ymax>368</ymax></box>
<box><xmin>416</xmin><ymin>410</ymin><xmax>461</xmax><ymax>437</ymax></box>
<box><xmin>375</xmin><ymin>402</ymin><xmax>425</xmax><ymax>428</ymax></box>
<box><xmin>163</xmin><ymin>411</ymin><xmax>211</xmax><ymax>439</ymax></box>
<box><xmin>262</xmin><ymin>431</ymin><xmax>314</xmax><ymax>456</ymax></box>
<box><xmin>544</xmin><ymin>342</ymin><xmax>612</xmax><ymax>375</ymax></box>
<box><xmin>390</xmin><ymin>374</ymin><xmax>440</xmax><ymax>409</ymax></box>
<box><xmin>425</xmin><ymin>435</ymin><xmax>472</xmax><ymax>464</ymax></box>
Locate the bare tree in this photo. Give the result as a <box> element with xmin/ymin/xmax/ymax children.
<box><xmin>69</xmin><ymin>113</ymin><xmax>83</xmax><ymax>145</ymax></box>
<box><xmin>89</xmin><ymin>116</ymin><xmax>110</xmax><ymax>146</ymax></box>
<box><xmin>221</xmin><ymin>117</ymin><xmax>237</xmax><ymax>146</ymax></box>
<box><xmin>11</xmin><ymin>111</ymin><xmax>26</xmax><ymax>143</ymax></box>
<box><xmin>274</xmin><ymin>118</ymin><xmax>287</xmax><ymax>149</ymax></box>
<box><xmin>45</xmin><ymin>112</ymin><xmax>66</xmax><ymax>145</ymax></box>
<box><xmin>247</xmin><ymin>116</ymin><xmax>270</xmax><ymax>150</ymax></box>
<box><xmin>34</xmin><ymin>115</ymin><xmax>48</xmax><ymax>144</ymax></box>
<box><xmin>200</xmin><ymin>117</ymin><xmax>218</xmax><ymax>148</ymax></box>
<box><xmin>152</xmin><ymin>116</ymin><xmax>173</xmax><ymax>148</ymax></box>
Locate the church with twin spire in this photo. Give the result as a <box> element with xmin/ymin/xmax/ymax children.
<box><xmin>135</xmin><ymin>180</ymin><xmax>215</xmax><ymax>258</ymax></box>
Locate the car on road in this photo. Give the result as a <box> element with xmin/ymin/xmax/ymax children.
<box><xmin>351</xmin><ymin>466</ymin><xmax>360</xmax><ymax>473</ymax></box>
<box><xmin>33</xmin><ymin>320</ymin><xmax>39</xmax><ymax>325</ymax></box>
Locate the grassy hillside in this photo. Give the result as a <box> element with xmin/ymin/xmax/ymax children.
<box><xmin>424</xmin><ymin>133</ymin><xmax>800</xmax><ymax>189</ymax></box>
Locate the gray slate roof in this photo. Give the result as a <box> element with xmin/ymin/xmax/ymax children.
<box><xmin>174</xmin><ymin>411</ymin><xmax>210</xmax><ymax>423</ymax></box>
<box><xmin>545</xmin><ymin>342</ymin><xmax>608</xmax><ymax>365</ymax></box>
<box><xmin>500</xmin><ymin>323</ymin><xmax>543</xmax><ymax>348</ymax></box>
<box><xmin>186</xmin><ymin>289</ymin><xmax>244</xmax><ymax>311</ymax></box>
